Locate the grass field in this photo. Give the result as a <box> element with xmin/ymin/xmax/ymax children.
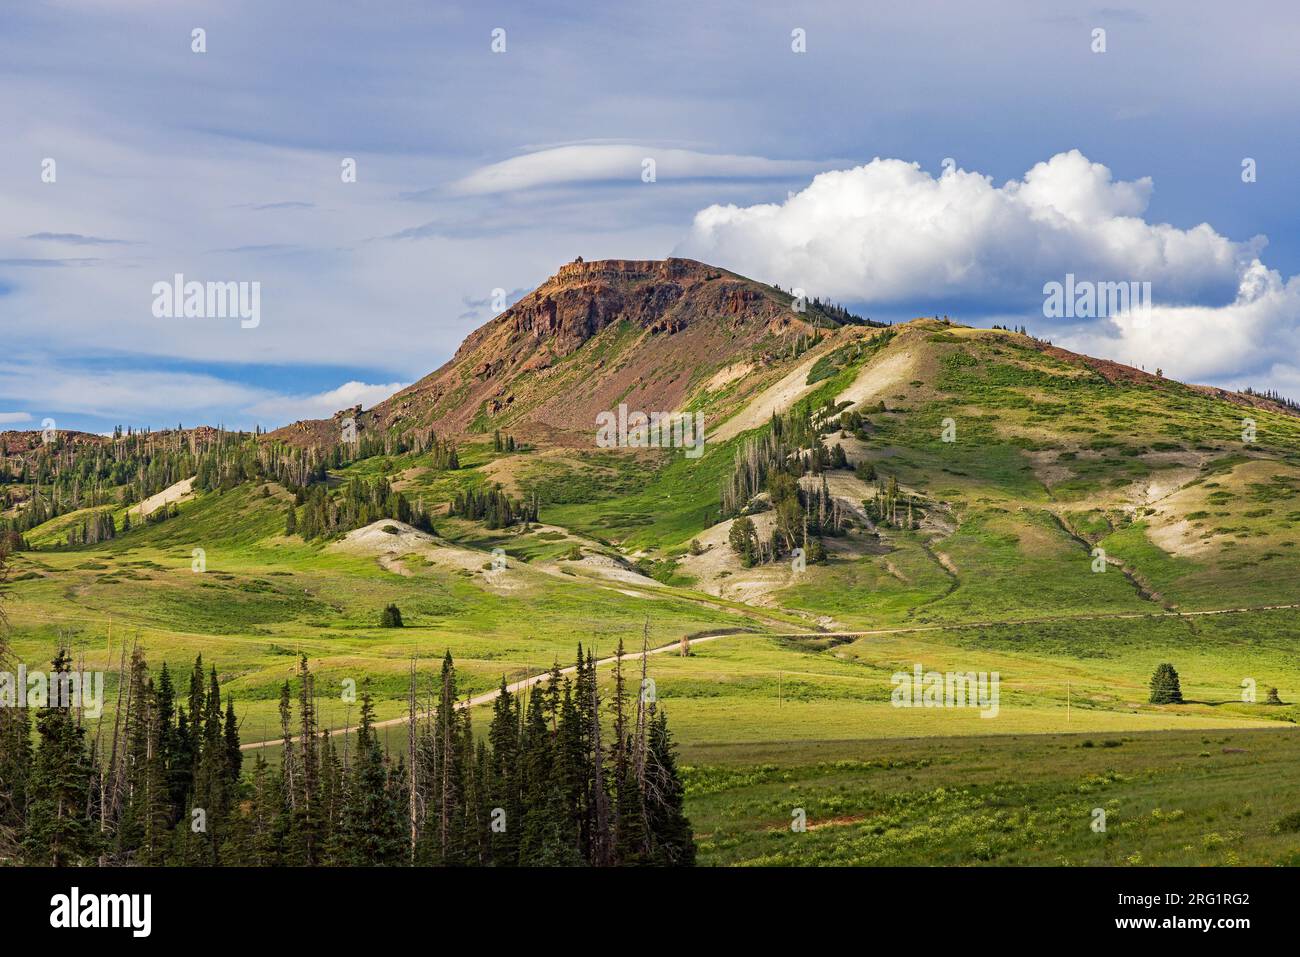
<box><xmin>682</xmin><ymin>729</ymin><xmax>1300</xmax><ymax>866</ymax></box>
<box><xmin>7</xmin><ymin>319</ymin><xmax>1300</xmax><ymax>865</ymax></box>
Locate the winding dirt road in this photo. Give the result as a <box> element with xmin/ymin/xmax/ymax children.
<box><xmin>239</xmin><ymin>600</ymin><xmax>1300</xmax><ymax>750</ymax></box>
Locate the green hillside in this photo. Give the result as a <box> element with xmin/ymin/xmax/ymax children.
<box><xmin>5</xmin><ymin>311</ymin><xmax>1300</xmax><ymax>866</ymax></box>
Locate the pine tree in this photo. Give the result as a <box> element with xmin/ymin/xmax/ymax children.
<box><xmin>289</xmin><ymin>655</ymin><xmax>322</xmax><ymax>865</ymax></box>
<box><xmin>23</xmin><ymin>649</ymin><xmax>100</xmax><ymax>865</ymax></box>
<box><xmin>0</xmin><ymin>546</ymin><xmax>31</xmax><ymax>859</ymax></box>
<box><xmin>0</xmin><ymin>678</ymin><xmax>31</xmax><ymax>860</ymax></box>
<box><xmin>224</xmin><ymin>696</ymin><xmax>242</xmax><ymax>785</ymax></box>
<box><xmin>1148</xmin><ymin>663</ymin><xmax>1184</xmax><ymax>704</ymax></box>
<box><xmin>242</xmin><ymin>754</ymin><xmax>286</xmax><ymax>866</ymax></box>
<box><xmin>116</xmin><ymin>650</ymin><xmax>170</xmax><ymax>864</ymax></box>
<box><xmin>518</xmin><ymin>682</ymin><xmax>581</xmax><ymax>865</ymax></box>
<box><xmin>486</xmin><ymin>675</ymin><xmax>521</xmax><ymax>864</ymax></box>
<box><xmin>187</xmin><ymin>665</ymin><xmax>229</xmax><ymax>865</ymax></box>
<box><xmin>339</xmin><ymin>691</ymin><xmax>406</xmax><ymax>865</ymax></box>
<box><xmin>427</xmin><ymin>652</ymin><xmax>464</xmax><ymax>864</ymax></box>
<box><xmin>610</xmin><ymin>638</ymin><xmax>649</xmax><ymax>864</ymax></box>
<box><xmin>644</xmin><ymin>709</ymin><xmax>695</xmax><ymax>865</ymax></box>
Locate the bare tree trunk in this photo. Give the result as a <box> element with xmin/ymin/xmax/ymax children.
<box><xmin>590</xmin><ymin>667</ymin><xmax>610</xmax><ymax>867</ymax></box>
<box><xmin>407</xmin><ymin>659</ymin><xmax>417</xmax><ymax>861</ymax></box>
<box><xmin>634</xmin><ymin>622</ymin><xmax>648</xmax><ymax>791</ymax></box>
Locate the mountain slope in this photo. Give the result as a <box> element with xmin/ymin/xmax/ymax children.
<box><xmin>269</xmin><ymin>257</ymin><xmax>871</xmax><ymax>447</ymax></box>
<box><xmin>7</xmin><ymin>258</ymin><xmax>1300</xmax><ymax>768</ymax></box>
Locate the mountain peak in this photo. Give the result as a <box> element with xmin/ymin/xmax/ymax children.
<box><xmin>282</xmin><ymin>256</ymin><xmax>862</xmax><ymax>445</ymax></box>
<box><xmin>545</xmin><ymin>256</ymin><xmax>718</xmax><ymax>287</ymax></box>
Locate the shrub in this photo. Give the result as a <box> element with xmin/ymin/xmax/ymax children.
<box><xmin>1274</xmin><ymin>811</ymin><xmax>1300</xmax><ymax>833</ymax></box>
<box><xmin>380</xmin><ymin>603</ymin><xmax>404</xmax><ymax>628</ymax></box>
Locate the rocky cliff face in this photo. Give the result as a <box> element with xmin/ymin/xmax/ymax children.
<box><xmin>451</xmin><ymin>258</ymin><xmax>794</xmax><ymax>366</ymax></box>
<box><xmin>271</xmin><ymin>257</ymin><xmax>845</xmax><ymax>445</ymax></box>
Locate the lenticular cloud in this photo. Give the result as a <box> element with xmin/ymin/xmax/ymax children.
<box><xmin>675</xmin><ymin>149</ymin><xmax>1253</xmax><ymax>310</ymax></box>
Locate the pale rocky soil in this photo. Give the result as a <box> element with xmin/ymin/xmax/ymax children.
<box><xmin>131</xmin><ymin>477</ymin><xmax>195</xmax><ymax>517</ymax></box>
<box><xmin>332</xmin><ymin>519</ymin><xmax>667</xmax><ymax>593</ymax></box>
<box><xmin>1145</xmin><ymin>457</ymin><xmax>1295</xmax><ymax>558</ymax></box>
<box><xmin>703</xmin><ymin>361</ymin><xmax>755</xmax><ymax>392</ymax></box>
<box><xmin>711</xmin><ymin>340</ymin><xmax>841</xmax><ymax>442</ymax></box>
<box><xmin>677</xmin><ymin>496</ymin><xmax>881</xmax><ymax>603</ymax></box>
<box><xmin>330</xmin><ymin>520</ymin><xmax>526</xmax><ymax>591</ymax></box>
<box><xmin>835</xmin><ymin>347</ymin><xmax>921</xmax><ymax>410</ymax></box>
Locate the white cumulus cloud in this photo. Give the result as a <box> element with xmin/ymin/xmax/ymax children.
<box><xmin>676</xmin><ymin>149</ymin><xmax>1254</xmax><ymax>309</ymax></box>
<box><xmin>1059</xmin><ymin>261</ymin><xmax>1300</xmax><ymax>387</ymax></box>
<box><xmin>677</xmin><ymin>149</ymin><xmax>1300</xmax><ymax>392</ymax></box>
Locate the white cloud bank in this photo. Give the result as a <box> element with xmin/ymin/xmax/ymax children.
<box><xmin>0</xmin><ymin>361</ymin><xmax>404</xmax><ymax>430</ymax></box>
<box><xmin>676</xmin><ymin>149</ymin><xmax>1298</xmax><ymax>390</ymax></box>
<box><xmin>242</xmin><ymin>380</ymin><xmax>407</xmax><ymax>423</ymax></box>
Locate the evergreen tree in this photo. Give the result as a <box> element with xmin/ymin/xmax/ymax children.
<box><xmin>224</xmin><ymin>696</ymin><xmax>242</xmax><ymax>784</ymax></box>
<box><xmin>1148</xmin><ymin>663</ymin><xmax>1184</xmax><ymax>704</ymax></box>
<box><xmin>23</xmin><ymin>649</ymin><xmax>100</xmax><ymax>865</ymax></box>
<box><xmin>121</xmin><ymin>655</ymin><xmax>171</xmax><ymax>865</ymax></box>
<box><xmin>339</xmin><ymin>691</ymin><xmax>406</xmax><ymax>865</ymax></box>
<box><xmin>644</xmin><ymin>709</ymin><xmax>695</xmax><ymax>865</ymax></box>
<box><xmin>518</xmin><ymin>681</ymin><xmax>581</xmax><ymax>865</ymax></box>
<box><xmin>486</xmin><ymin>676</ymin><xmax>521</xmax><ymax>865</ymax></box>
<box><xmin>610</xmin><ymin>639</ymin><xmax>649</xmax><ymax>864</ymax></box>
<box><xmin>0</xmin><ymin>543</ymin><xmax>31</xmax><ymax>859</ymax></box>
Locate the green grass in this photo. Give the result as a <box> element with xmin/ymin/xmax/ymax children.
<box><xmin>9</xmin><ymin>318</ymin><xmax>1300</xmax><ymax>865</ymax></box>
<box><xmin>684</xmin><ymin>728</ymin><xmax>1300</xmax><ymax>865</ymax></box>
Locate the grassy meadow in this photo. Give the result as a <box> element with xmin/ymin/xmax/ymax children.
<box><xmin>6</xmin><ymin>319</ymin><xmax>1300</xmax><ymax>865</ymax></box>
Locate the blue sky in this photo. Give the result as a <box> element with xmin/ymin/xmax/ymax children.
<box><xmin>3</xmin><ymin>0</ymin><xmax>1299</xmax><ymax>434</ymax></box>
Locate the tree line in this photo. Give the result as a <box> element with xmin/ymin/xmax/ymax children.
<box><xmin>3</xmin><ymin>423</ymin><xmax>461</xmax><ymax>548</ymax></box>
<box><xmin>449</xmin><ymin>486</ymin><xmax>540</xmax><ymax>530</ymax></box>
<box><xmin>288</xmin><ymin>476</ymin><xmax>435</xmax><ymax>541</ymax></box>
<box><xmin>0</xmin><ymin>626</ymin><xmax>694</xmax><ymax>866</ymax></box>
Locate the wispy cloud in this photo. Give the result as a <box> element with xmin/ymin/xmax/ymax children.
<box><xmin>25</xmin><ymin>232</ymin><xmax>136</xmax><ymax>246</ymax></box>
<box><xmin>0</xmin><ymin>258</ymin><xmax>102</xmax><ymax>268</ymax></box>
<box><xmin>242</xmin><ymin>201</ymin><xmax>317</xmax><ymax>211</ymax></box>
<box><xmin>450</xmin><ymin>145</ymin><xmax>834</xmax><ymax>196</ymax></box>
